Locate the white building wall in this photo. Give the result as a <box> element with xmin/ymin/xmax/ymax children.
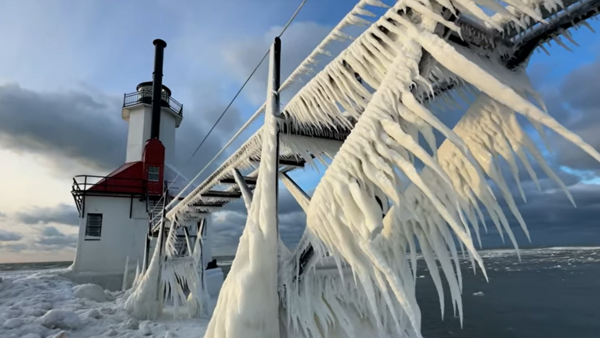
<box><xmin>124</xmin><ymin>104</ymin><xmax>180</xmax><ymax>164</ymax></box>
<box><xmin>125</xmin><ymin>105</ymin><xmax>152</xmax><ymax>163</ymax></box>
<box><xmin>72</xmin><ymin>195</ymin><xmax>149</xmax><ymax>274</ymax></box>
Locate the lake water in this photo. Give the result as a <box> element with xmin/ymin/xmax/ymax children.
<box><xmin>2</xmin><ymin>247</ymin><xmax>598</xmax><ymax>337</ymax></box>
<box><xmin>418</xmin><ymin>247</ymin><xmax>600</xmax><ymax>338</ymax></box>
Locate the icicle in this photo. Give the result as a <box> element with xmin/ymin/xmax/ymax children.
<box><xmin>124</xmin><ymin>224</ymin><xmax>165</xmax><ymax>320</ymax></box>
<box><xmin>133</xmin><ymin>260</ymin><xmax>141</xmax><ymax>288</ymax></box>
<box><xmin>122</xmin><ymin>256</ymin><xmax>131</xmax><ymax>291</ymax></box>
<box><xmin>582</xmin><ymin>20</ymin><xmax>596</xmax><ymax>33</ymax></box>
<box><xmin>561</xmin><ymin>29</ymin><xmax>580</xmax><ymax>46</ymax></box>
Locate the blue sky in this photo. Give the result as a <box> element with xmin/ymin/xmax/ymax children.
<box><xmin>0</xmin><ymin>0</ymin><xmax>599</xmax><ymax>262</ymax></box>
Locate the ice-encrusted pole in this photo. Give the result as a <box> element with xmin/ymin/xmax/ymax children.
<box><xmin>204</xmin><ymin>37</ymin><xmax>282</xmax><ymax>338</ymax></box>
<box><xmin>270</xmin><ymin>36</ymin><xmax>282</xmax><ymax>262</ymax></box>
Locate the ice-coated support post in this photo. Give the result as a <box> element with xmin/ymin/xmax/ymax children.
<box><xmin>232</xmin><ymin>168</ymin><xmax>253</xmax><ymax>211</ymax></box>
<box><xmin>267</xmin><ymin>36</ymin><xmax>282</xmax><ymax>239</ymax></box>
<box><xmin>265</xmin><ymin>37</ymin><xmax>283</xmax><ymax>317</ymax></box>
<box><xmin>269</xmin><ymin>37</ymin><xmax>282</xmax><ymax>119</ymax></box>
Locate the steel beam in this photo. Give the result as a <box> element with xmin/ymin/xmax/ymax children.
<box><xmin>190</xmin><ymin>201</ymin><xmax>226</xmax><ymax>208</ymax></box>
<box><xmin>219</xmin><ymin>177</ymin><xmax>257</xmax><ymax>185</ymax></box>
<box><xmin>202</xmin><ymin>191</ymin><xmax>243</xmax><ymax>199</ymax></box>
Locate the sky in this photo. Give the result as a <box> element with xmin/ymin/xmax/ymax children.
<box><xmin>0</xmin><ymin>0</ymin><xmax>599</xmax><ymax>263</ymax></box>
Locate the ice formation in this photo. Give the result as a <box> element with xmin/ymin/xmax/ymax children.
<box><xmin>204</xmin><ymin>42</ymin><xmax>282</xmax><ymax>338</ymax></box>
<box><xmin>188</xmin><ymin>226</ymin><xmax>212</xmax><ymax>318</ymax></box>
<box><xmin>124</xmin><ymin>224</ymin><xmax>165</xmax><ymax>320</ymax></box>
<box><xmin>160</xmin><ymin>0</ymin><xmax>599</xmax><ymax>337</ymax></box>
<box><xmin>124</xmin><ymin>212</ymin><xmax>210</xmax><ymax>321</ymax></box>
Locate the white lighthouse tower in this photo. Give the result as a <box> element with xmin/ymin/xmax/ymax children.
<box><xmin>68</xmin><ymin>39</ymin><xmax>216</xmax><ymax>290</ymax></box>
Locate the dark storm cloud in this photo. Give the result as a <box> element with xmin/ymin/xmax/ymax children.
<box><xmin>36</xmin><ymin>226</ymin><xmax>77</xmax><ymax>248</ymax></box>
<box><xmin>477</xmin><ymin>181</ymin><xmax>600</xmax><ymax>248</ymax></box>
<box><xmin>0</xmin><ymin>226</ymin><xmax>77</xmax><ymax>253</ymax></box>
<box><xmin>221</xmin><ymin>187</ymin><xmax>305</xmax><ymax>215</ymax></box>
<box><xmin>0</xmin><ymin>229</ymin><xmax>23</xmax><ymax>242</ymax></box>
<box><xmin>0</xmin><ymin>83</ymin><xmax>243</xmax><ymax>180</ymax></box>
<box><xmin>0</xmin><ymin>243</ymin><xmax>28</xmax><ymax>252</ymax></box>
<box><xmin>0</xmin><ymin>84</ymin><xmax>126</xmax><ymax>172</ymax></box>
<box><xmin>15</xmin><ymin>204</ymin><xmax>79</xmax><ymax>227</ymax></box>
<box><xmin>548</xmin><ymin>57</ymin><xmax>600</xmax><ymax>171</ymax></box>
<box><xmin>211</xmin><ymin>187</ymin><xmax>307</xmax><ymax>253</ymax></box>
<box><xmin>210</xmin><ymin>210</ymin><xmax>307</xmax><ymax>254</ymax></box>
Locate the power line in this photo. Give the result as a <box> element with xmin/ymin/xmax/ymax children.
<box><xmin>278</xmin><ymin>0</ymin><xmax>308</xmax><ymax>37</ymax></box>
<box><xmin>188</xmin><ymin>50</ymin><xmax>269</xmax><ymax>161</ymax></box>
<box><xmin>187</xmin><ymin>0</ymin><xmax>308</xmax><ymax>164</ymax></box>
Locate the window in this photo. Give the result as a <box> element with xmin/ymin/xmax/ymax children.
<box><xmin>148</xmin><ymin>166</ymin><xmax>160</xmax><ymax>182</ymax></box>
<box><xmin>85</xmin><ymin>214</ymin><xmax>102</xmax><ymax>240</ymax></box>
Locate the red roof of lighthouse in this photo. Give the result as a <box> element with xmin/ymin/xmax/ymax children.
<box><xmin>87</xmin><ymin>161</ymin><xmax>145</xmax><ymax>194</ymax></box>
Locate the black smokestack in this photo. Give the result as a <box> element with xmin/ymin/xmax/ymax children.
<box><xmin>150</xmin><ymin>39</ymin><xmax>167</xmax><ymax>140</ymax></box>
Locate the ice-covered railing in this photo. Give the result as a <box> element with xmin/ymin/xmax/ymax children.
<box><xmin>279</xmin><ymin>0</ymin><xmax>393</xmax><ymax>91</ymax></box>
<box><xmin>165</xmin><ymin>127</ymin><xmax>345</xmax><ymax>219</ymax></box>
<box><xmin>511</xmin><ymin>0</ymin><xmax>600</xmax><ymax>51</ymax></box>
<box><xmin>489</xmin><ymin>0</ymin><xmax>596</xmax><ymax>36</ymax></box>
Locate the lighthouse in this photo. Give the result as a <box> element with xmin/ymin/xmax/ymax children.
<box><xmin>69</xmin><ymin>40</ymin><xmax>213</xmax><ymax>289</ymax></box>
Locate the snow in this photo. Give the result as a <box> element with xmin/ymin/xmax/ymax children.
<box><xmin>38</xmin><ymin>309</ymin><xmax>83</xmax><ymax>330</ymax></box>
<box><xmin>0</xmin><ymin>269</ymin><xmax>211</xmax><ymax>338</ymax></box>
<box><xmin>73</xmin><ymin>284</ymin><xmax>108</xmax><ymax>303</ymax></box>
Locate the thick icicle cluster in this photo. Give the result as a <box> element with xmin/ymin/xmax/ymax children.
<box><xmin>281</xmin><ymin>1</ymin><xmax>600</xmax><ymax>338</ymax></box>
<box><xmin>188</xmin><ymin>227</ymin><xmax>212</xmax><ymax>318</ymax></box>
<box><xmin>204</xmin><ymin>54</ymin><xmax>282</xmax><ymax>338</ymax></box>
<box><xmin>124</xmin><ymin>225</ymin><xmax>165</xmax><ymax>320</ymax></box>
<box><xmin>125</xmin><ymin>219</ymin><xmax>209</xmax><ymax>320</ymax></box>
<box><xmin>281</xmin><ymin>0</ymin><xmax>390</xmax><ymax>91</ymax></box>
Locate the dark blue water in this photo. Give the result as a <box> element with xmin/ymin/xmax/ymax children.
<box><xmin>419</xmin><ymin>247</ymin><xmax>600</xmax><ymax>338</ymax></box>
<box><xmin>1</xmin><ymin>248</ymin><xmax>598</xmax><ymax>337</ymax></box>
